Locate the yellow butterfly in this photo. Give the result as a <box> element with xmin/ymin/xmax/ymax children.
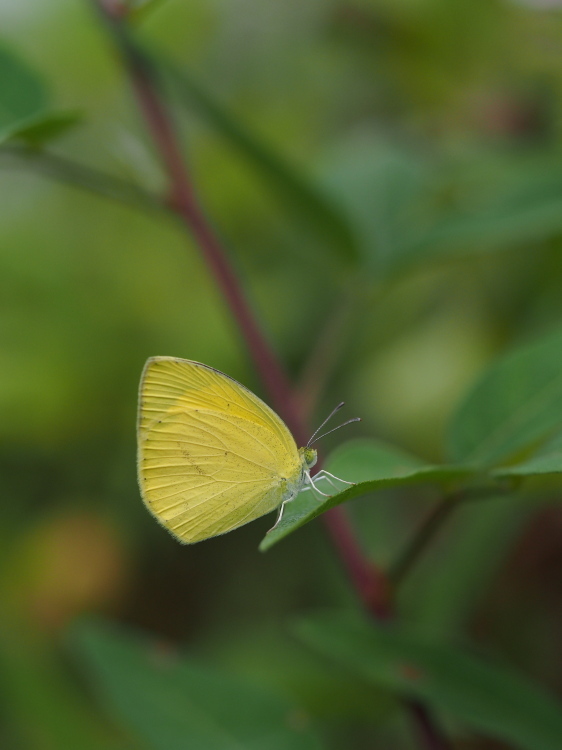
<box><xmin>137</xmin><ymin>357</ymin><xmax>356</xmax><ymax>543</ymax></box>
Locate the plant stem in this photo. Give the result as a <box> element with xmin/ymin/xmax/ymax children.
<box><xmin>407</xmin><ymin>701</ymin><xmax>451</xmax><ymax>750</ymax></box>
<box><xmin>389</xmin><ymin>492</ymin><xmax>464</xmax><ymax>589</ymax></box>
<box><xmin>323</xmin><ymin>506</ymin><xmax>392</xmax><ymax>619</ymax></box>
<box><xmin>0</xmin><ymin>145</ymin><xmax>164</xmax><ymax>215</ymax></box>
<box><xmin>92</xmin><ymin>5</ymin><xmax>452</xmax><ymax>746</ymax></box>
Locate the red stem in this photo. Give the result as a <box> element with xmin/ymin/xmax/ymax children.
<box><xmin>93</xmin><ymin>5</ymin><xmax>451</xmax><ymax>747</ymax></box>
<box><xmin>323</xmin><ymin>507</ymin><xmax>392</xmax><ymax>619</ymax></box>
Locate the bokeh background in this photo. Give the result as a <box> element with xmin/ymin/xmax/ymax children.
<box><xmin>2</xmin><ymin>1</ymin><xmax>562</xmax><ymax>748</ymax></box>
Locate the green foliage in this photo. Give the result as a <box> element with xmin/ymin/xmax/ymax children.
<box><xmin>163</xmin><ymin>61</ymin><xmax>356</xmax><ymax>260</ymax></box>
<box><xmin>0</xmin><ymin>44</ymin><xmax>78</xmax><ymax>147</ymax></box>
<box><xmin>260</xmin><ymin>439</ymin><xmax>472</xmax><ymax>551</ymax></box>
<box><xmin>448</xmin><ymin>326</ymin><xmax>562</xmax><ymax>467</ymax></box>
<box><xmin>320</xmin><ymin>140</ymin><xmax>562</xmax><ymax>278</ymax></box>
<box><xmin>495</xmin><ymin>428</ymin><xmax>562</xmax><ymax>477</ymax></box>
<box><xmin>72</xmin><ymin>620</ymin><xmax>325</xmax><ymax>750</ymax></box>
<box><xmin>266</xmin><ymin>325</ymin><xmax>562</xmax><ymax>549</ymax></box>
<box><xmin>408</xmin><ymin>155</ymin><xmax>562</xmax><ymax>264</ymax></box>
<box><xmin>295</xmin><ymin>613</ymin><xmax>562</xmax><ymax>750</ymax></box>
<box><xmin>13</xmin><ymin>111</ymin><xmax>82</xmax><ymax>148</ymax></box>
<box><xmin>402</xmin><ymin>494</ymin><xmax>532</xmax><ymax>638</ymax></box>
<box><xmin>0</xmin><ymin>624</ymin><xmax>118</xmax><ymax>750</ymax></box>
<box><xmin>128</xmin><ymin>0</ymin><xmax>172</xmax><ymax>22</ymax></box>
<box><xmin>320</xmin><ymin>133</ymin><xmax>437</xmax><ymax>276</ymax></box>
<box><xmin>3</xmin><ymin>2</ymin><xmax>562</xmax><ymax>749</ymax></box>
<box><xmin>0</xmin><ymin>44</ymin><xmax>49</xmax><ymax>143</ymax></box>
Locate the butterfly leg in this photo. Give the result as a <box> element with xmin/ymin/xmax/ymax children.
<box><xmin>311</xmin><ymin>470</ymin><xmax>351</xmax><ymax>494</ymax></box>
<box><xmin>306</xmin><ymin>472</ymin><xmax>331</xmax><ymax>501</ymax></box>
<box><xmin>316</xmin><ymin>470</ymin><xmax>355</xmax><ymax>486</ymax></box>
<box><xmin>268</xmin><ymin>491</ymin><xmax>298</xmax><ymax>533</ymax></box>
<box><xmin>268</xmin><ymin>502</ymin><xmax>286</xmax><ymax>532</ymax></box>
<box><xmin>313</xmin><ymin>473</ymin><xmax>340</xmax><ymax>493</ymax></box>
<box><xmin>313</xmin><ymin>470</ymin><xmax>354</xmax><ymax>489</ymax></box>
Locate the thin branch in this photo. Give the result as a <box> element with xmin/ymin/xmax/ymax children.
<box><xmin>389</xmin><ymin>485</ymin><xmax>510</xmax><ymax>591</ymax></box>
<box><xmin>0</xmin><ymin>145</ymin><xmax>165</xmax><ymax>215</ymax></box>
<box><xmin>407</xmin><ymin>701</ymin><xmax>452</xmax><ymax>750</ymax></box>
<box><xmin>323</xmin><ymin>507</ymin><xmax>392</xmax><ymax>619</ymax></box>
<box><xmin>389</xmin><ymin>493</ymin><xmax>463</xmax><ymax>589</ymax></box>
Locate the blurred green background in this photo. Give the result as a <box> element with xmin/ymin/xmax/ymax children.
<box><xmin>2</xmin><ymin>1</ymin><xmax>562</xmax><ymax>748</ymax></box>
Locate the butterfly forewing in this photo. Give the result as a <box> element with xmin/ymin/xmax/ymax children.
<box><xmin>137</xmin><ymin>357</ymin><xmax>301</xmax><ymax>543</ymax></box>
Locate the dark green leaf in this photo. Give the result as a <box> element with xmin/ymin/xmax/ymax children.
<box><xmin>0</xmin><ymin>45</ymin><xmax>79</xmax><ymax>148</ymax></box>
<box><xmin>295</xmin><ymin>613</ymin><xmax>562</xmax><ymax>750</ymax></box>
<box><xmin>447</xmin><ymin>327</ymin><xmax>562</xmax><ymax>467</ymax></box>
<box><xmin>71</xmin><ymin>620</ymin><xmax>324</xmax><ymax>750</ymax></box>
<box><xmin>260</xmin><ymin>440</ymin><xmax>473</xmax><ymax>551</ymax></box>
<box><xmin>0</xmin><ymin>44</ymin><xmax>49</xmax><ymax>144</ymax></box>
<box><xmin>11</xmin><ymin>110</ymin><xmax>81</xmax><ymax>147</ymax></box>
<box><xmin>162</xmin><ymin>62</ymin><xmax>356</xmax><ymax>261</ymax></box>
<box><xmin>320</xmin><ymin>133</ymin><xmax>436</xmax><ymax>276</ymax></box>
<box><xmin>0</xmin><ymin>145</ymin><xmax>163</xmax><ymax>213</ymax></box>
<box><xmin>410</xmin><ymin>158</ymin><xmax>562</xmax><ymax>262</ymax></box>
<box><xmin>494</xmin><ymin>429</ymin><xmax>562</xmax><ymax>477</ymax></box>
<box><xmin>320</xmin><ymin>141</ymin><xmax>562</xmax><ymax>275</ymax></box>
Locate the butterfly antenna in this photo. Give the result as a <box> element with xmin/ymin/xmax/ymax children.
<box><xmin>307</xmin><ymin>402</ymin><xmax>345</xmax><ymax>447</ymax></box>
<box><xmin>308</xmin><ymin>417</ymin><xmax>361</xmax><ymax>446</ymax></box>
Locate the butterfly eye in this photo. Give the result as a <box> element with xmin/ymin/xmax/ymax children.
<box><xmin>303</xmin><ymin>447</ymin><xmax>317</xmax><ymax>468</ymax></box>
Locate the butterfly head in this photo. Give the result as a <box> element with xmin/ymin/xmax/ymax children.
<box><xmin>299</xmin><ymin>446</ymin><xmax>317</xmax><ymax>469</ymax></box>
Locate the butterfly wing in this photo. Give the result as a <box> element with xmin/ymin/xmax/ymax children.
<box><xmin>137</xmin><ymin>357</ymin><xmax>302</xmax><ymax>543</ymax></box>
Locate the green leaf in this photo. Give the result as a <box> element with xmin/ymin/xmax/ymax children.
<box><xmin>0</xmin><ymin>44</ymin><xmax>49</xmax><ymax>144</ymax></box>
<box><xmin>494</xmin><ymin>429</ymin><xmax>562</xmax><ymax>477</ymax></box>
<box><xmin>71</xmin><ymin>620</ymin><xmax>325</xmax><ymax>750</ymax></box>
<box><xmin>11</xmin><ymin>110</ymin><xmax>81</xmax><ymax>148</ymax></box>
<box><xmin>294</xmin><ymin>613</ymin><xmax>562</xmax><ymax>750</ymax></box>
<box><xmin>320</xmin><ymin>133</ymin><xmax>436</xmax><ymax>276</ymax></box>
<box><xmin>0</xmin><ymin>146</ymin><xmax>163</xmax><ymax>213</ymax></box>
<box><xmin>447</xmin><ymin>327</ymin><xmax>562</xmax><ymax>467</ymax></box>
<box><xmin>260</xmin><ymin>439</ymin><xmax>473</xmax><ymax>551</ymax></box>
<box><xmin>410</xmin><ymin>157</ymin><xmax>562</xmax><ymax>262</ymax></box>
<box><xmin>0</xmin><ymin>624</ymin><xmax>117</xmax><ymax>750</ymax></box>
<box><xmin>319</xmin><ymin>141</ymin><xmax>562</xmax><ymax>275</ymax></box>
<box><xmin>0</xmin><ymin>45</ymin><xmax>79</xmax><ymax>148</ymax></box>
<box><xmin>162</xmin><ymin>62</ymin><xmax>356</xmax><ymax>261</ymax></box>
